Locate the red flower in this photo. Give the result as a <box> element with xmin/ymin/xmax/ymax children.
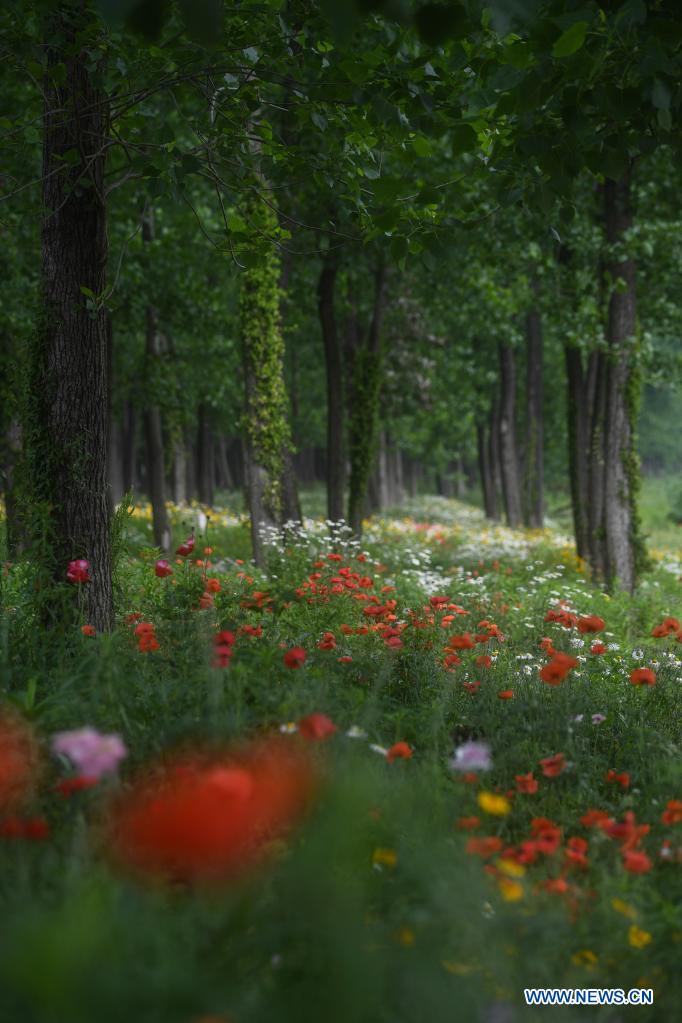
<box><xmin>539</xmin><ymin>753</ymin><xmax>566</xmax><ymax>778</ymax></box>
<box><xmin>81</xmin><ymin>624</ymin><xmax>96</xmax><ymax>637</ymax></box>
<box><xmin>298</xmin><ymin>713</ymin><xmax>337</xmax><ymax>742</ymax></box>
<box><xmin>497</xmin><ymin>689</ymin><xmax>514</xmax><ymax>700</ymax></box>
<box><xmin>443</xmin><ymin>653</ymin><xmax>461</xmax><ymax>670</ymax></box>
<box><xmin>54</xmin><ymin>775</ymin><xmax>99</xmax><ymax>797</ymax></box>
<box><xmin>591</xmin><ymin>642</ymin><xmax>607</xmax><ymax>655</ymax></box>
<box><xmin>176</xmin><ymin>535</ymin><xmax>196</xmax><ymax>557</ymax></box>
<box><xmin>205</xmin><ymin>578</ymin><xmax>221</xmax><ymax>593</ymax></box>
<box><xmin>386</xmin><ymin>742</ymin><xmax>412</xmax><ymax>763</ymax></box>
<box><xmin>515</xmin><ymin>772</ymin><xmax>538</xmax><ymax>794</ymax></box>
<box><xmin>465</xmin><ymin>836</ymin><xmax>503</xmax><ymax>858</ymax></box>
<box><xmin>448</xmin><ymin>633</ymin><xmax>475</xmax><ymax>650</ymax></box>
<box><xmin>463</xmin><ymin>680</ymin><xmax>480</xmax><ymax>694</ymax></box>
<box><xmin>630</xmin><ymin>667</ymin><xmax>656</xmax><ymax>687</ymax></box>
<box><xmin>104</xmin><ymin>738</ymin><xmax>314</xmax><ymax>884</ymax></box>
<box><xmin>475</xmin><ymin>655</ymin><xmax>492</xmax><ymax>669</ymax></box>
<box><xmin>651</xmin><ymin>617</ymin><xmax>680</xmax><ymax>638</ymax></box>
<box><xmin>283</xmin><ymin>647</ymin><xmax>306</xmax><ymax>669</ymax></box>
<box><xmin>337</xmin><ymin>656</ymin><xmax>353</xmax><ymax>664</ymax></box>
<box><xmin>0</xmin><ymin>713</ymin><xmax>40</xmax><ymax>812</ymax></box>
<box><xmin>661</xmin><ymin>800</ymin><xmax>682</xmax><ymax>825</ymax></box>
<box><xmin>577</xmin><ymin>615</ymin><xmax>605</xmax><ymax>634</ymax></box>
<box><xmin>622</xmin><ymin>849</ymin><xmax>652</xmax><ymax>874</ymax></box>
<box><xmin>456</xmin><ymin>816</ymin><xmax>480</xmax><ymax>831</ymax></box>
<box><xmin>66</xmin><ymin>559</ymin><xmax>90</xmax><ymax>584</ymax></box>
<box><xmin>539</xmin><ymin>652</ymin><xmax>579</xmax><ymax>686</ymax></box>
<box><xmin>605</xmin><ymin>769</ymin><xmax>630</xmax><ymax>789</ymax></box>
<box><xmin>155</xmin><ymin>560</ymin><xmax>173</xmax><ymax>578</ymax></box>
<box><xmin>0</xmin><ymin>816</ymin><xmax>50</xmax><ymax>841</ymax></box>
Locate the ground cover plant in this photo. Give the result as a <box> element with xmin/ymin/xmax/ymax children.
<box><xmin>1</xmin><ymin>495</ymin><xmax>681</xmax><ymax>1022</ymax></box>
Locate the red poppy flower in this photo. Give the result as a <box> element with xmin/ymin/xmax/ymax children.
<box><xmin>539</xmin><ymin>753</ymin><xmax>566</xmax><ymax>778</ymax></box>
<box><xmin>630</xmin><ymin>667</ymin><xmax>656</xmax><ymax>687</ymax></box>
<box><xmin>205</xmin><ymin>578</ymin><xmax>221</xmax><ymax>593</ymax></box>
<box><xmin>104</xmin><ymin>738</ymin><xmax>314</xmax><ymax>884</ymax></box>
<box><xmin>577</xmin><ymin>615</ymin><xmax>605</xmax><ymax>634</ymax></box>
<box><xmin>283</xmin><ymin>647</ymin><xmax>306</xmax><ymax>669</ymax></box>
<box><xmin>515</xmin><ymin>772</ymin><xmax>538</xmax><ymax>794</ymax></box>
<box><xmin>591</xmin><ymin>642</ymin><xmax>607</xmax><ymax>655</ymax></box>
<box><xmin>465</xmin><ymin>836</ymin><xmax>503</xmax><ymax>858</ymax></box>
<box><xmin>456</xmin><ymin>816</ymin><xmax>480</xmax><ymax>831</ymax></box>
<box><xmin>448</xmin><ymin>633</ymin><xmax>475</xmax><ymax>650</ymax></box>
<box><xmin>81</xmin><ymin>624</ymin><xmax>96</xmax><ymax>637</ymax></box>
<box><xmin>580</xmin><ymin>808</ymin><xmax>613</xmax><ymax>829</ymax></box>
<box><xmin>298</xmin><ymin>713</ymin><xmax>337</xmax><ymax>742</ymax></box>
<box><xmin>0</xmin><ymin>714</ymin><xmax>40</xmax><ymax>811</ymax></box>
<box><xmin>539</xmin><ymin>652</ymin><xmax>579</xmax><ymax>686</ymax></box>
<box><xmin>622</xmin><ymin>849</ymin><xmax>652</xmax><ymax>874</ymax></box>
<box><xmin>155</xmin><ymin>560</ymin><xmax>173</xmax><ymax>578</ymax></box>
<box><xmin>661</xmin><ymin>800</ymin><xmax>682</xmax><ymax>825</ymax></box>
<box><xmin>316</xmin><ymin>632</ymin><xmax>337</xmax><ymax>651</ymax></box>
<box><xmin>176</xmin><ymin>535</ymin><xmax>195</xmax><ymax>557</ymax></box>
<box><xmin>475</xmin><ymin>655</ymin><xmax>492</xmax><ymax>669</ymax></box>
<box><xmin>498</xmin><ymin>689</ymin><xmax>514</xmax><ymax>700</ymax></box>
<box><xmin>651</xmin><ymin>617</ymin><xmax>680</xmax><ymax>638</ymax></box>
<box><xmin>66</xmin><ymin>559</ymin><xmax>90</xmax><ymax>584</ymax></box>
<box><xmin>463</xmin><ymin>680</ymin><xmax>480</xmax><ymax>694</ymax></box>
<box><xmin>605</xmin><ymin>769</ymin><xmax>630</xmax><ymax>789</ymax></box>
<box><xmin>386</xmin><ymin>742</ymin><xmax>412</xmax><ymax>763</ymax></box>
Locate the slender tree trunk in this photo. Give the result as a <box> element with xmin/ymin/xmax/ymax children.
<box><xmin>565</xmin><ymin>346</ymin><xmax>590</xmax><ymax>559</ymax></box>
<box><xmin>172</xmin><ymin>439</ymin><xmax>187</xmax><ymax>504</ymax></box>
<box><xmin>497</xmin><ymin>342</ymin><xmax>523</xmax><ymax>527</ymax></box>
<box><xmin>347</xmin><ymin>264</ymin><xmax>387</xmax><ymax>536</ymax></box>
<box><xmin>142</xmin><ymin>210</ymin><xmax>171</xmax><ymax>551</ymax></box>
<box><xmin>588</xmin><ymin>351</ymin><xmax>608</xmax><ymax>580</ymax></box>
<box><xmin>197</xmin><ymin>403</ymin><xmax>214</xmax><ymax>506</ymax></box>
<box><xmin>477</xmin><ymin>421</ymin><xmax>496</xmax><ymax>519</ymax></box>
<box><xmin>489</xmin><ymin>396</ymin><xmax>502</xmax><ymax>521</ymax></box>
<box><xmin>33</xmin><ymin>4</ymin><xmax>112</xmax><ymax>629</ymax></box>
<box><xmin>603</xmin><ymin>172</ymin><xmax>642</xmax><ymax>592</ymax></box>
<box><xmin>216</xmin><ymin>436</ymin><xmax>233</xmax><ymax>491</ymax></box>
<box><xmin>318</xmin><ymin>254</ymin><xmax>345</xmax><ymax>522</ymax></box>
<box><xmin>524</xmin><ymin>283</ymin><xmax>544</xmax><ymax>527</ymax></box>
<box><xmin>279</xmin><ymin>249</ymin><xmax>302</xmax><ymax>524</ymax></box>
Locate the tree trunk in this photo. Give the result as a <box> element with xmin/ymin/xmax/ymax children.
<box><xmin>477</xmin><ymin>421</ymin><xmax>496</xmax><ymax>520</ymax></box>
<box><xmin>489</xmin><ymin>396</ymin><xmax>502</xmax><ymax>521</ymax></box>
<box><xmin>3</xmin><ymin>417</ymin><xmax>24</xmax><ymax>557</ymax></box>
<box><xmin>318</xmin><ymin>254</ymin><xmax>345</xmax><ymax>522</ymax></box>
<box><xmin>588</xmin><ymin>350</ymin><xmax>608</xmax><ymax>581</ymax></box>
<box><xmin>497</xmin><ymin>343</ymin><xmax>523</xmax><ymax>527</ymax></box>
<box><xmin>602</xmin><ymin>172</ymin><xmax>642</xmax><ymax>592</ymax></box>
<box><xmin>216</xmin><ymin>436</ymin><xmax>233</xmax><ymax>491</ymax></box>
<box><xmin>565</xmin><ymin>346</ymin><xmax>590</xmax><ymax>559</ymax></box>
<box><xmin>142</xmin><ymin>210</ymin><xmax>171</xmax><ymax>551</ymax></box>
<box><xmin>524</xmin><ymin>284</ymin><xmax>544</xmax><ymax>528</ymax></box>
<box><xmin>197</xmin><ymin>403</ymin><xmax>214</xmax><ymax>506</ymax></box>
<box><xmin>347</xmin><ymin>264</ymin><xmax>387</xmax><ymax>536</ymax></box>
<box><xmin>121</xmin><ymin>401</ymin><xmax>136</xmax><ymax>494</ymax></box>
<box><xmin>172</xmin><ymin>439</ymin><xmax>187</xmax><ymax>504</ymax></box>
<box><xmin>33</xmin><ymin>4</ymin><xmax>112</xmax><ymax>629</ymax></box>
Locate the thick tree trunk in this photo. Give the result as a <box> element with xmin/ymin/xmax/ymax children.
<box><xmin>347</xmin><ymin>264</ymin><xmax>387</xmax><ymax>536</ymax></box>
<box><xmin>524</xmin><ymin>284</ymin><xmax>544</xmax><ymax>528</ymax></box>
<box><xmin>142</xmin><ymin>211</ymin><xmax>171</xmax><ymax>551</ymax></box>
<box><xmin>35</xmin><ymin>5</ymin><xmax>113</xmax><ymax>629</ymax></box>
<box><xmin>497</xmin><ymin>342</ymin><xmax>523</xmax><ymax>527</ymax></box>
<box><xmin>603</xmin><ymin>172</ymin><xmax>641</xmax><ymax>592</ymax></box>
<box><xmin>197</xmin><ymin>403</ymin><xmax>214</xmax><ymax>506</ymax></box>
<box><xmin>318</xmin><ymin>254</ymin><xmax>345</xmax><ymax>522</ymax></box>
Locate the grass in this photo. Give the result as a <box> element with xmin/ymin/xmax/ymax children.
<box><xmin>1</xmin><ymin>487</ymin><xmax>681</xmax><ymax>1022</ymax></box>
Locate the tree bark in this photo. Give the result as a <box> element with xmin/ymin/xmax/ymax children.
<box><xmin>603</xmin><ymin>172</ymin><xmax>641</xmax><ymax>592</ymax></box>
<box><xmin>197</xmin><ymin>402</ymin><xmax>214</xmax><ymax>506</ymax></box>
<box><xmin>477</xmin><ymin>420</ymin><xmax>496</xmax><ymax>520</ymax></box>
<box><xmin>142</xmin><ymin>210</ymin><xmax>171</xmax><ymax>551</ymax></box>
<box><xmin>318</xmin><ymin>254</ymin><xmax>346</xmax><ymax>522</ymax></box>
<box><xmin>172</xmin><ymin>439</ymin><xmax>187</xmax><ymax>504</ymax></box>
<box><xmin>489</xmin><ymin>396</ymin><xmax>502</xmax><ymax>521</ymax></box>
<box><xmin>565</xmin><ymin>346</ymin><xmax>590</xmax><ymax>559</ymax></box>
<box><xmin>34</xmin><ymin>4</ymin><xmax>113</xmax><ymax>629</ymax></box>
<box><xmin>497</xmin><ymin>342</ymin><xmax>523</xmax><ymax>527</ymax></box>
<box><xmin>524</xmin><ymin>282</ymin><xmax>544</xmax><ymax>528</ymax></box>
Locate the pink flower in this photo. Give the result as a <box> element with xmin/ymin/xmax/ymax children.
<box><xmin>66</xmin><ymin>560</ymin><xmax>90</xmax><ymax>584</ymax></box>
<box><xmin>450</xmin><ymin>741</ymin><xmax>492</xmax><ymax>772</ymax></box>
<box><xmin>52</xmin><ymin>727</ymin><xmax>127</xmax><ymax>779</ymax></box>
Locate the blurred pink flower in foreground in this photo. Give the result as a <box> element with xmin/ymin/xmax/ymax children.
<box><xmin>52</xmin><ymin>727</ymin><xmax>127</xmax><ymax>779</ymax></box>
<box><xmin>450</xmin><ymin>740</ymin><xmax>492</xmax><ymax>772</ymax></box>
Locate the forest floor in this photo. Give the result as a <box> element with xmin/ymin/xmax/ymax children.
<box><xmin>1</xmin><ymin>488</ymin><xmax>681</xmax><ymax>1022</ymax></box>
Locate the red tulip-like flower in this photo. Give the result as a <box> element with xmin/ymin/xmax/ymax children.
<box><xmin>0</xmin><ymin>713</ymin><xmax>41</xmax><ymax>812</ymax></box>
<box><xmin>155</xmin><ymin>560</ymin><xmax>173</xmax><ymax>578</ymax></box>
<box><xmin>386</xmin><ymin>741</ymin><xmax>412</xmax><ymax>763</ymax></box>
<box><xmin>176</xmin><ymin>535</ymin><xmax>196</xmax><ymax>557</ymax></box>
<box><xmin>630</xmin><ymin>667</ymin><xmax>656</xmax><ymax>687</ymax></box>
<box><xmin>283</xmin><ymin>647</ymin><xmax>306</xmax><ymax>669</ymax></box>
<box><xmin>298</xmin><ymin>713</ymin><xmax>337</xmax><ymax>741</ymax></box>
<box><xmin>66</xmin><ymin>559</ymin><xmax>91</xmax><ymax>584</ymax></box>
<box><xmin>103</xmin><ymin>738</ymin><xmax>314</xmax><ymax>885</ymax></box>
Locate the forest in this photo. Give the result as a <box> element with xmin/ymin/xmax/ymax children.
<box><xmin>1</xmin><ymin>1</ymin><xmax>682</xmax><ymax>1021</ymax></box>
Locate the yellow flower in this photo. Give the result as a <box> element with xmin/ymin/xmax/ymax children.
<box><xmin>497</xmin><ymin>858</ymin><xmax>526</xmax><ymax>878</ymax></box>
<box><xmin>612</xmin><ymin>898</ymin><xmax>637</xmax><ymax>920</ymax></box>
<box><xmin>372</xmin><ymin>847</ymin><xmax>397</xmax><ymax>868</ymax></box>
<box><xmin>395</xmin><ymin>926</ymin><xmax>415</xmax><ymax>947</ymax></box>
<box><xmin>497</xmin><ymin>877</ymin><xmax>524</xmax><ymax>902</ymax></box>
<box><xmin>628</xmin><ymin>925</ymin><xmax>653</xmax><ymax>949</ymax></box>
<box><xmin>571</xmin><ymin>950</ymin><xmax>598</xmax><ymax>969</ymax></box>
<box><xmin>478</xmin><ymin>791</ymin><xmax>511</xmax><ymax>816</ymax></box>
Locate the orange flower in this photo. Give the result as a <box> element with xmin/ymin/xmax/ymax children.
<box><xmin>104</xmin><ymin>738</ymin><xmax>314</xmax><ymax>884</ymax></box>
<box><xmin>465</xmin><ymin>836</ymin><xmax>503</xmax><ymax>858</ymax></box>
<box><xmin>475</xmin><ymin>655</ymin><xmax>492</xmax><ymax>669</ymax></box>
<box><xmin>0</xmin><ymin>713</ymin><xmax>40</xmax><ymax>812</ymax></box>
<box><xmin>387</xmin><ymin>742</ymin><xmax>412</xmax><ymax>763</ymax></box>
<box><xmin>205</xmin><ymin>578</ymin><xmax>221</xmax><ymax>593</ymax></box>
<box><xmin>81</xmin><ymin>624</ymin><xmax>96</xmax><ymax>637</ymax></box>
<box><xmin>498</xmin><ymin>689</ymin><xmax>514</xmax><ymax>700</ymax></box>
<box><xmin>622</xmin><ymin>849</ymin><xmax>652</xmax><ymax>874</ymax></box>
<box><xmin>661</xmin><ymin>800</ymin><xmax>682</xmax><ymax>825</ymax></box>
<box><xmin>651</xmin><ymin>617</ymin><xmax>680</xmax><ymax>638</ymax></box>
<box><xmin>448</xmin><ymin>633</ymin><xmax>475</xmax><ymax>650</ymax></box>
<box><xmin>630</xmin><ymin>668</ymin><xmax>656</xmax><ymax>687</ymax></box>
<box><xmin>539</xmin><ymin>753</ymin><xmax>566</xmax><ymax>778</ymax></box>
<box><xmin>515</xmin><ymin>772</ymin><xmax>538</xmax><ymax>794</ymax></box>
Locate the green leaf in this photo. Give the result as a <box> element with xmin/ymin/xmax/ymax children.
<box><xmin>651</xmin><ymin>78</ymin><xmax>670</xmax><ymax>111</ymax></box>
<box><xmin>552</xmin><ymin>21</ymin><xmax>588</xmax><ymax>59</ymax></box>
<box><xmin>412</xmin><ymin>136</ymin><xmax>432</xmax><ymax>158</ymax></box>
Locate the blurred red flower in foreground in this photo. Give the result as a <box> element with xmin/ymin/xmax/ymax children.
<box><xmin>103</xmin><ymin>738</ymin><xmax>314</xmax><ymax>884</ymax></box>
<box><xmin>0</xmin><ymin>712</ymin><xmax>41</xmax><ymax>812</ymax></box>
<box><xmin>630</xmin><ymin>667</ymin><xmax>656</xmax><ymax>687</ymax></box>
<box><xmin>66</xmin><ymin>559</ymin><xmax>90</xmax><ymax>584</ymax></box>
<box><xmin>298</xmin><ymin>713</ymin><xmax>337</xmax><ymax>741</ymax></box>
<box><xmin>283</xmin><ymin>647</ymin><xmax>306</xmax><ymax>669</ymax></box>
